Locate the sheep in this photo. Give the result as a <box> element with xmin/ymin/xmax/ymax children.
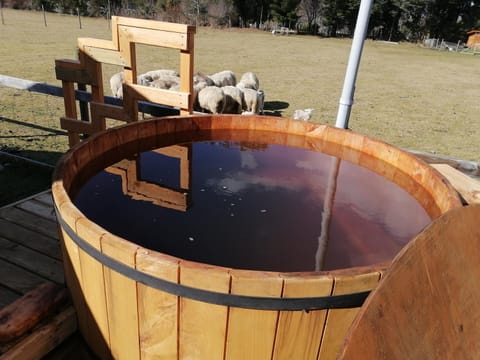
<box><xmin>138</xmin><ymin>69</ymin><xmax>180</xmax><ymax>86</ymax></box>
<box><xmin>209</xmin><ymin>70</ymin><xmax>236</xmax><ymax>87</ymax></box>
<box><xmin>242</xmin><ymin>88</ymin><xmax>265</xmax><ymax>115</ymax></box>
<box><xmin>236</xmin><ymin>71</ymin><xmax>259</xmax><ymax>90</ymax></box>
<box><xmin>195</xmin><ymin>86</ymin><xmax>226</xmax><ymax>114</ymax></box>
<box><xmin>110</xmin><ymin>72</ymin><xmax>124</xmax><ymax>98</ymax></box>
<box><xmin>149</xmin><ymin>75</ymin><xmax>181</xmax><ymax>90</ymax></box>
<box><xmin>221</xmin><ymin>85</ymin><xmax>245</xmax><ymax>114</ymax></box>
<box><xmin>293</xmin><ymin>108</ymin><xmax>314</xmax><ymax>121</ymax></box>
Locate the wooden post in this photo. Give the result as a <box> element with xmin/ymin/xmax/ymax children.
<box><xmin>1</xmin><ymin>3</ymin><xmax>5</xmax><ymax>26</ymax></box>
<box><xmin>42</xmin><ymin>5</ymin><xmax>47</xmax><ymax>27</ymax></box>
<box><xmin>77</xmin><ymin>8</ymin><xmax>82</xmax><ymax>29</ymax></box>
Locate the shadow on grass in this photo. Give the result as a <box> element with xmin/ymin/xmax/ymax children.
<box><xmin>0</xmin><ymin>150</ymin><xmax>64</xmax><ymax>207</ymax></box>
<box><xmin>262</xmin><ymin>101</ymin><xmax>289</xmax><ymax>117</ymax></box>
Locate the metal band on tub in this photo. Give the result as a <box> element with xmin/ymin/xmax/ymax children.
<box><xmin>55</xmin><ymin>205</ymin><xmax>371</xmax><ymax>311</ymax></box>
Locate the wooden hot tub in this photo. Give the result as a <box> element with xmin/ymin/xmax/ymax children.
<box><xmin>52</xmin><ymin>114</ymin><xmax>462</xmax><ymax>360</ymax></box>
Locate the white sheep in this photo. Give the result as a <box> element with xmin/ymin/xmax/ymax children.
<box><xmin>195</xmin><ymin>86</ymin><xmax>226</xmax><ymax>114</ymax></box>
<box><xmin>149</xmin><ymin>75</ymin><xmax>181</xmax><ymax>90</ymax></box>
<box><xmin>242</xmin><ymin>88</ymin><xmax>265</xmax><ymax>114</ymax></box>
<box><xmin>138</xmin><ymin>69</ymin><xmax>180</xmax><ymax>86</ymax></box>
<box><xmin>110</xmin><ymin>72</ymin><xmax>124</xmax><ymax>98</ymax></box>
<box><xmin>237</xmin><ymin>71</ymin><xmax>259</xmax><ymax>90</ymax></box>
<box><xmin>293</xmin><ymin>108</ymin><xmax>314</xmax><ymax>121</ymax></box>
<box><xmin>209</xmin><ymin>70</ymin><xmax>236</xmax><ymax>87</ymax></box>
<box><xmin>222</xmin><ymin>85</ymin><xmax>245</xmax><ymax>114</ymax></box>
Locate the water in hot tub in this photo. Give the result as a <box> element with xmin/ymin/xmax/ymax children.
<box><xmin>73</xmin><ymin>140</ymin><xmax>431</xmax><ymax>272</ymax></box>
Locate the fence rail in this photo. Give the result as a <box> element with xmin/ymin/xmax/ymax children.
<box><xmin>0</xmin><ymin>74</ymin><xmax>180</xmax><ymax>117</ymax></box>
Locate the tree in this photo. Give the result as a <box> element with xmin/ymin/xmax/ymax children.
<box><xmin>270</xmin><ymin>0</ymin><xmax>301</xmax><ymax>27</ymax></box>
<box><xmin>298</xmin><ymin>0</ymin><xmax>322</xmax><ymax>34</ymax></box>
<box><xmin>425</xmin><ymin>0</ymin><xmax>479</xmax><ymax>40</ymax></box>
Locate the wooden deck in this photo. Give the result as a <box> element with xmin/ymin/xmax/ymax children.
<box><xmin>0</xmin><ymin>191</ymin><xmax>94</xmax><ymax>359</ymax></box>
<box><xmin>0</xmin><ymin>163</ymin><xmax>479</xmax><ymax>359</ymax></box>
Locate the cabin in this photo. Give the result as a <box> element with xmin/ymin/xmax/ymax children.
<box><xmin>467</xmin><ymin>30</ymin><xmax>480</xmax><ymax>48</ymax></box>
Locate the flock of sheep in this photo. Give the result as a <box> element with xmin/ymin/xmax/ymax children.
<box><xmin>109</xmin><ymin>69</ymin><xmax>265</xmax><ymax>115</ymax></box>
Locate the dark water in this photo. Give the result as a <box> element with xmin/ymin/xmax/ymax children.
<box><xmin>73</xmin><ymin>140</ymin><xmax>431</xmax><ymax>272</ymax></box>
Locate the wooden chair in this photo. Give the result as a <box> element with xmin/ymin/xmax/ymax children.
<box><xmin>338</xmin><ymin>204</ymin><xmax>480</xmax><ymax>359</ymax></box>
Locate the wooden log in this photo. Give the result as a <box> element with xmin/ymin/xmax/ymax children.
<box><xmin>0</xmin><ymin>306</ymin><xmax>77</xmax><ymax>360</ymax></box>
<box><xmin>0</xmin><ymin>282</ymin><xmax>68</xmax><ymax>343</ymax></box>
<box><xmin>431</xmin><ymin>164</ymin><xmax>480</xmax><ymax>204</ymax></box>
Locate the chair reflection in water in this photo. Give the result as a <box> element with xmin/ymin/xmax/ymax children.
<box><xmin>105</xmin><ymin>144</ymin><xmax>192</xmax><ymax>212</ymax></box>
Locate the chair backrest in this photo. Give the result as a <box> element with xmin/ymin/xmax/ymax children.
<box><xmin>338</xmin><ymin>204</ymin><xmax>480</xmax><ymax>360</ymax></box>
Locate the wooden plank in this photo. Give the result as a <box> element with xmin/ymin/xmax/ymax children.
<box><xmin>0</xmin><ymin>286</ymin><xmax>20</xmax><ymax>309</ymax></box>
<box><xmin>83</xmin><ymin>46</ymin><xmax>127</xmax><ymax>66</ymax></box>
<box><xmin>75</xmin><ymin>218</ymin><xmax>112</xmax><ymax>360</ymax></box>
<box><xmin>431</xmin><ymin>163</ymin><xmax>480</xmax><ymax>204</ymax></box>
<box><xmin>0</xmin><ymin>205</ymin><xmax>59</xmax><ymax>240</ymax></box>
<box><xmin>114</xmin><ymin>16</ymin><xmax>195</xmax><ymax>34</ymax></box>
<box><xmin>78</xmin><ymin>37</ymin><xmax>117</xmax><ymax>50</ymax></box>
<box><xmin>129</xmin><ymin>83</ymin><xmax>189</xmax><ymax>108</ymax></box>
<box><xmin>0</xmin><ymin>236</ymin><xmax>64</xmax><ymax>284</ymax></box>
<box><xmin>118</xmin><ymin>25</ymin><xmax>188</xmax><ymax>50</ymax></box>
<box><xmin>225</xmin><ymin>270</ymin><xmax>283</xmax><ymax>359</ymax></box>
<box><xmin>179</xmin><ymin>262</ymin><xmax>230</xmax><ymax>360</ymax></box>
<box><xmin>272</xmin><ymin>275</ymin><xmax>334</xmax><ymax>360</ymax></box>
<box><xmin>60</xmin><ymin>117</ymin><xmax>94</xmax><ymax>134</ymax></box>
<box><xmin>90</xmin><ymin>102</ymin><xmax>131</xmax><ymax>123</ymax></box>
<box><xmin>16</xmin><ymin>200</ymin><xmax>56</xmax><ymax>226</ymax></box>
<box><xmin>179</xmin><ymin>30</ymin><xmax>194</xmax><ymax>113</ymax></box>
<box><xmin>0</xmin><ymin>259</ymin><xmax>47</xmax><ymax>295</ymax></box>
<box><xmin>34</xmin><ymin>192</ymin><xmax>54</xmax><ymax>207</ymax></box>
<box><xmin>56</xmin><ymin>203</ymin><xmax>91</xmax><ymax>359</ymax></box>
<box><xmin>15</xmin><ymin>199</ymin><xmax>57</xmax><ymax>223</ymax></box>
<box><xmin>101</xmin><ymin>233</ymin><xmax>140</xmax><ymax>360</ymax></box>
<box><xmin>339</xmin><ymin>205</ymin><xmax>480</xmax><ymax>359</ymax></box>
<box><xmin>136</xmin><ymin>250</ymin><xmax>179</xmax><ymax>359</ymax></box>
<box><xmin>40</xmin><ymin>332</ymin><xmax>95</xmax><ymax>360</ymax></box>
<box><xmin>0</xmin><ymin>218</ymin><xmax>61</xmax><ymax>259</ymax></box>
<box><xmin>318</xmin><ymin>272</ymin><xmax>381</xmax><ymax>359</ymax></box>
<box><xmin>0</xmin><ymin>282</ymin><xmax>68</xmax><ymax>342</ymax></box>
<box><xmin>0</xmin><ymin>306</ymin><xmax>77</xmax><ymax>360</ymax></box>
<box><xmin>54</xmin><ymin>58</ymin><xmax>83</xmax><ymax>70</ymax></box>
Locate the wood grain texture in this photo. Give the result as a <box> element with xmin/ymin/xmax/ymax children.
<box><xmin>0</xmin><ymin>282</ymin><xmax>68</xmax><ymax>342</ymax></box>
<box><xmin>339</xmin><ymin>205</ymin><xmax>480</xmax><ymax>360</ymax></box>
<box><xmin>136</xmin><ymin>250</ymin><xmax>179</xmax><ymax>360</ymax></box>
<box><xmin>225</xmin><ymin>270</ymin><xmax>283</xmax><ymax>360</ymax></box>
<box><xmin>432</xmin><ymin>164</ymin><xmax>480</xmax><ymax>204</ymax></box>
<box><xmin>318</xmin><ymin>272</ymin><xmax>381</xmax><ymax>360</ymax></box>
<box><xmin>179</xmin><ymin>262</ymin><xmax>230</xmax><ymax>360</ymax></box>
<box><xmin>0</xmin><ymin>306</ymin><xmax>77</xmax><ymax>360</ymax></box>
<box><xmin>272</xmin><ymin>275</ymin><xmax>334</xmax><ymax>360</ymax></box>
<box><xmin>101</xmin><ymin>233</ymin><xmax>140</xmax><ymax>360</ymax></box>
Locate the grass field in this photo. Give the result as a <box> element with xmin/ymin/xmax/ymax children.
<box><xmin>1</xmin><ymin>8</ymin><xmax>479</xmax><ymax>171</ymax></box>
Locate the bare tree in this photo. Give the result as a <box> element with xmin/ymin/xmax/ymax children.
<box><xmin>299</xmin><ymin>0</ymin><xmax>321</xmax><ymax>34</ymax></box>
